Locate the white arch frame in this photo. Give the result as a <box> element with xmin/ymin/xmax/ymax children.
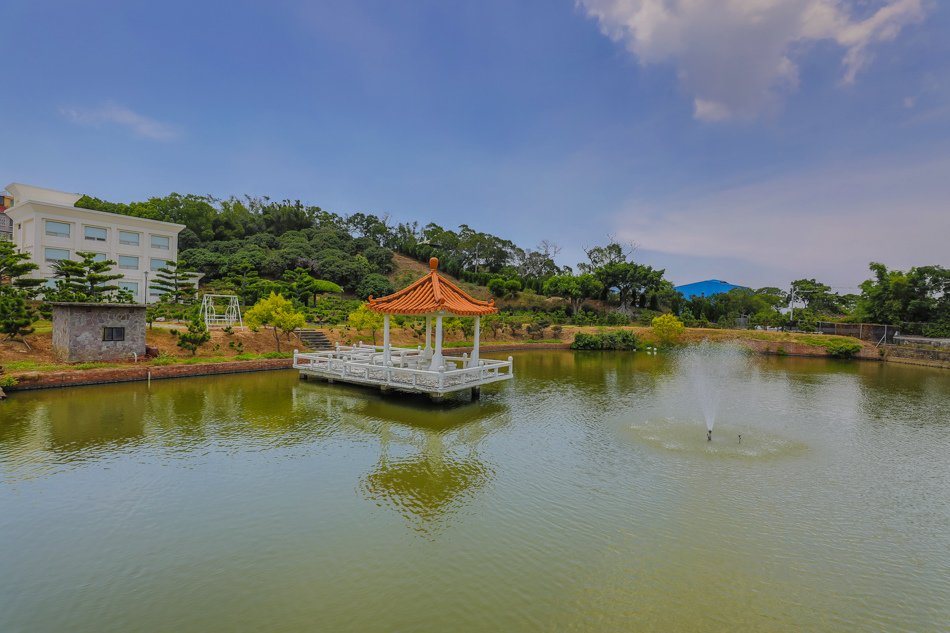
<box><xmin>200</xmin><ymin>294</ymin><xmax>244</xmax><ymax>330</ymax></box>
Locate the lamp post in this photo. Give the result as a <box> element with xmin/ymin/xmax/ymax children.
<box><xmin>143</xmin><ymin>270</ymin><xmax>149</xmax><ymax>305</ymax></box>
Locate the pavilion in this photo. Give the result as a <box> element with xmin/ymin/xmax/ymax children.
<box><xmin>293</xmin><ymin>258</ymin><xmax>513</xmax><ymax>399</ymax></box>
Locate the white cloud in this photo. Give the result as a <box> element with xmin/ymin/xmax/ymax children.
<box><xmin>579</xmin><ymin>0</ymin><xmax>927</xmax><ymax>120</ymax></box>
<box><xmin>611</xmin><ymin>150</ymin><xmax>950</xmax><ymax>286</ymax></box>
<box><xmin>60</xmin><ymin>103</ymin><xmax>181</xmax><ymax>141</ymax></box>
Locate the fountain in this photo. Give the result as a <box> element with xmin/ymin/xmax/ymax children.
<box><xmin>679</xmin><ymin>340</ymin><xmax>748</xmax><ymax>440</ymax></box>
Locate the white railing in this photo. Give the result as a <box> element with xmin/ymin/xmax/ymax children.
<box><xmin>293</xmin><ymin>343</ymin><xmax>513</xmax><ymax>393</ymax></box>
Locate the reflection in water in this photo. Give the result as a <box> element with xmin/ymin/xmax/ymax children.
<box><xmin>316</xmin><ymin>389</ymin><xmax>509</xmax><ymax>535</ymax></box>
<box><xmin>2</xmin><ymin>354</ymin><xmax>950</xmax><ymax>633</ymax></box>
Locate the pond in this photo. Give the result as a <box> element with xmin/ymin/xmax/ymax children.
<box><xmin>1</xmin><ymin>351</ymin><xmax>949</xmax><ymax>632</ymax></box>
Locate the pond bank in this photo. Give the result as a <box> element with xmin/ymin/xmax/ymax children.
<box><xmin>7</xmin><ymin>358</ymin><xmax>295</xmax><ymax>391</ymax></box>
<box><xmin>6</xmin><ymin>334</ymin><xmax>941</xmax><ymax>394</ymax></box>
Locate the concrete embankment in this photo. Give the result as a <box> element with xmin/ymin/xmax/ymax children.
<box><xmin>881</xmin><ymin>345</ymin><xmax>950</xmax><ymax>369</ymax></box>
<box><xmin>7</xmin><ymin>358</ymin><xmax>295</xmax><ymax>391</ymax></box>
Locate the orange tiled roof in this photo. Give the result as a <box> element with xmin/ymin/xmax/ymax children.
<box><xmin>368</xmin><ymin>258</ymin><xmax>497</xmax><ymax>316</ymax></box>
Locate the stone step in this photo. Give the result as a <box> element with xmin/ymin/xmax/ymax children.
<box><xmin>296</xmin><ymin>329</ymin><xmax>333</xmax><ymax>350</ymax></box>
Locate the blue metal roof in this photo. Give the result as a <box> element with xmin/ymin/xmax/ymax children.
<box><xmin>675</xmin><ymin>279</ymin><xmax>748</xmax><ymax>300</ymax></box>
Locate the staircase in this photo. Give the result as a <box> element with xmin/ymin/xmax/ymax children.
<box><xmin>295</xmin><ymin>329</ymin><xmax>333</xmax><ymax>351</ymax></box>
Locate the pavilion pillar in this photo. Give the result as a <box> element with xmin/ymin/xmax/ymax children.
<box><xmin>424</xmin><ymin>315</ymin><xmax>433</xmax><ymax>358</ymax></box>
<box><xmin>430</xmin><ymin>313</ymin><xmax>444</xmax><ymax>370</ymax></box>
<box><xmin>383</xmin><ymin>314</ymin><xmax>391</xmax><ymax>365</ymax></box>
<box><xmin>471</xmin><ymin>316</ymin><xmax>481</xmax><ymax>367</ymax></box>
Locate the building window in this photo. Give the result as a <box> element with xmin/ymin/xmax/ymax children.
<box><xmin>90</xmin><ymin>253</ymin><xmax>107</xmax><ymax>263</ymax></box>
<box><xmin>119</xmin><ymin>230</ymin><xmax>140</xmax><ymax>246</ymax></box>
<box><xmin>102</xmin><ymin>327</ymin><xmax>126</xmax><ymax>342</ymax></box>
<box><xmin>84</xmin><ymin>226</ymin><xmax>108</xmax><ymax>242</ymax></box>
<box><xmin>118</xmin><ymin>281</ymin><xmax>139</xmax><ymax>296</ymax></box>
<box><xmin>45</xmin><ymin>220</ymin><xmax>71</xmax><ymax>238</ymax></box>
<box><xmin>45</xmin><ymin>248</ymin><xmax>70</xmax><ymax>262</ymax></box>
<box><xmin>150</xmin><ymin>235</ymin><xmax>170</xmax><ymax>250</ymax></box>
<box><xmin>150</xmin><ymin>258</ymin><xmax>168</xmax><ymax>271</ymax></box>
<box><xmin>118</xmin><ymin>255</ymin><xmax>140</xmax><ymax>270</ymax></box>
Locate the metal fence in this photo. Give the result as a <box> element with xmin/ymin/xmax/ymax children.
<box><xmin>816</xmin><ymin>322</ymin><xmax>896</xmax><ymax>344</ymax></box>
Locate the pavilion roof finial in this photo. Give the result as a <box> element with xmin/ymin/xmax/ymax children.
<box><xmin>429</xmin><ymin>257</ymin><xmax>439</xmax><ymax>271</ymax></box>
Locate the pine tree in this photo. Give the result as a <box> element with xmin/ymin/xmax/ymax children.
<box><xmin>151</xmin><ymin>260</ymin><xmax>197</xmax><ymax>304</ymax></box>
<box><xmin>177</xmin><ymin>314</ymin><xmax>210</xmax><ymax>355</ymax></box>
<box><xmin>0</xmin><ymin>289</ymin><xmax>37</xmax><ymax>349</ymax></box>
<box><xmin>0</xmin><ymin>240</ymin><xmax>42</xmax><ymax>296</ymax></box>
<box><xmin>49</xmin><ymin>252</ymin><xmax>122</xmax><ymax>302</ymax></box>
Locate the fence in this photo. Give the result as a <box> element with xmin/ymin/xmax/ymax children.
<box><xmin>816</xmin><ymin>322</ymin><xmax>896</xmax><ymax>344</ymax></box>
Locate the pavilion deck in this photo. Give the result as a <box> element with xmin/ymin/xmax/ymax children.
<box><xmin>293</xmin><ymin>343</ymin><xmax>514</xmax><ymax>398</ymax></box>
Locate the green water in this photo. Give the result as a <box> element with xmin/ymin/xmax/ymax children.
<box><xmin>1</xmin><ymin>351</ymin><xmax>949</xmax><ymax>632</ymax></box>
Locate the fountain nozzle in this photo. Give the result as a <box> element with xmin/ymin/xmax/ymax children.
<box><xmin>707</xmin><ymin>429</ymin><xmax>712</xmax><ymax>442</ymax></box>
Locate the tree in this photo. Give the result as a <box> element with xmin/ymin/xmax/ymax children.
<box><xmin>0</xmin><ymin>290</ymin><xmax>37</xmax><ymax>349</ymax></box>
<box><xmin>151</xmin><ymin>259</ymin><xmax>197</xmax><ymax>304</ymax></box>
<box><xmin>177</xmin><ymin>314</ymin><xmax>210</xmax><ymax>356</ymax></box>
<box><xmin>543</xmin><ymin>274</ymin><xmax>603</xmax><ymax>312</ymax></box>
<box><xmin>356</xmin><ymin>273</ymin><xmax>394</xmax><ymax>300</ymax></box>
<box><xmin>347</xmin><ymin>304</ymin><xmax>384</xmax><ymax>344</ymax></box>
<box><xmin>487</xmin><ymin>278</ymin><xmax>507</xmax><ymax>298</ymax></box>
<box><xmin>652</xmin><ymin>313</ymin><xmax>685</xmax><ymax>346</ymax></box>
<box><xmin>0</xmin><ymin>241</ymin><xmax>42</xmax><ymax>295</ymax></box>
<box><xmin>281</xmin><ymin>268</ymin><xmax>342</xmax><ymax>306</ymax></box>
<box><xmin>857</xmin><ymin>262</ymin><xmax>949</xmax><ymax>325</ymax></box>
<box><xmin>0</xmin><ymin>241</ymin><xmax>41</xmax><ymax>348</ymax></box>
<box><xmin>48</xmin><ymin>252</ymin><xmax>123</xmax><ymax>302</ymax></box>
<box><xmin>790</xmin><ymin>278</ymin><xmax>842</xmax><ymax>315</ymax></box>
<box><xmin>245</xmin><ymin>292</ymin><xmax>306</xmax><ymax>351</ymax></box>
<box><xmin>504</xmin><ymin>279</ymin><xmax>522</xmax><ymax>297</ymax></box>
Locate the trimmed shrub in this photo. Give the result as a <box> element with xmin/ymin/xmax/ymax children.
<box><xmin>825</xmin><ymin>340</ymin><xmax>862</xmax><ymax>358</ymax></box>
<box><xmin>571</xmin><ymin>330</ymin><xmax>639</xmax><ymax>350</ymax></box>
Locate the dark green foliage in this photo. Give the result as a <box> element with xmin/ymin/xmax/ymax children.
<box><xmin>487</xmin><ymin>278</ymin><xmax>507</xmax><ymax>297</ymax></box>
<box><xmin>571</xmin><ymin>330</ymin><xmax>639</xmax><ymax>350</ymax></box>
<box><xmin>857</xmin><ymin>263</ymin><xmax>949</xmax><ymax>326</ymax></box>
<box><xmin>824</xmin><ymin>340</ymin><xmax>862</xmax><ymax>358</ymax></box>
<box><xmin>0</xmin><ymin>290</ymin><xmax>37</xmax><ymax>345</ymax></box>
<box><xmin>355</xmin><ymin>273</ymin><xmax>394</xmax><ymax>300</ymax></box>
<box><xmin>47</xmin><ymin>252</ymin><xmax>123</xmax><ymax>303</ymax></box>
<box><xmin>151</xmin><ymin>260</ymin><xmax>197</xmax><ymax>304</ymax></box>
<box><xmin>0</xmin><ymin>241</ymin><xmax>43</xmax><ymax>295</ymax></box>
<box><xmin>177</xmin><ymin>316</ymin><xmax>211</xmax><ymax>355</ymax></box>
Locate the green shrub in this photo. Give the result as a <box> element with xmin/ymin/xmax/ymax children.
<box><xmin>151</xmin><ymin>352</ymin><xmax>177</xmax><ymax>366</ymax></box>
<box><xmin>487</xmin><ymin>278</ymin><xmax>507</xmax><ymax>298</ymax></box>
<box><xmin>0</xmin><ymin>375</ymin><xmax>19</xmax><ymax>389</ymax></box>
<box><xmin>825</xmin><ymin>340</ymin><xmax>862</xmax><ymax>358</ymax></box>
<box><xmin>652</xmin><ymin>314</ymin><xmax>686</xmax><ymax>346</ymax></box>
<box><xmin>571</xmin><ymin>330</ymin><xmax>638</xmax><ymax>350</ymax></box>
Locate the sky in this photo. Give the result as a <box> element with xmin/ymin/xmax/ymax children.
<box><xmin>2</xmin><ymin>0</ymin><xmax>948</xmax><ymax>289</ymax></box>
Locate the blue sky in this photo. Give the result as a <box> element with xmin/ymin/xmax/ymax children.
<box><xmin>2</xmin><ymin>0</ymin><xmax>948</xmax><ymax>288</ymax></box>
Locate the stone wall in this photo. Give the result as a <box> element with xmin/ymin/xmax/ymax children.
<box><xmin>9</xmin><ymin>358</ymin><xmax>294</xmax><ymax>391</ymax></box>
<box><xmin>882</xmin><ymin>345</ymin><xmax>950</xmax><ymax>369</ymax></box>
<box><xmin>52</xmin><ymin>303</ymin><xmax>147</xmax><ymax>363</ymax></box>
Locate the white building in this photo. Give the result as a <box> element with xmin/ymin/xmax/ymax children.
<box><xmin>3</xmin><ymin>183</ymin><xmax>185</xmax><ymax>304</ymax></box>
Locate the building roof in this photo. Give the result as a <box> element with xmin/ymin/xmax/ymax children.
<box><xmin>367</xmin><ymin>258</ymin><xmax>498</xmax><ymax>316</ymax></box>
<box><xmin>5</xmin><ymin>183</ymin><xmax>82</xmax><ymax>207</ymax></box>
<box><xmin>675</xmin><ymin>279</ymin><xmax>748</xmax><ymax>300</ymax></box>
<box><xmin>49</xmin><ymin>302</ymin><xmax>147</xmax><ymax>308</ymax></box>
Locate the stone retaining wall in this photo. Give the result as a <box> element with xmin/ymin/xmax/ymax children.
<box><xmin>8</xmin><ymin>358</ymin><xmax>294</xmax><ymax>391</ymax></box>
<box><xmin>882</xmin><ymin>345</ymin><xmax>950</xmax><ymax>369</ymax></box>
<box><xmin>735</xmin><ymin>339</ymin><xmax>881</xmax><ymax>360</ymax></box>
